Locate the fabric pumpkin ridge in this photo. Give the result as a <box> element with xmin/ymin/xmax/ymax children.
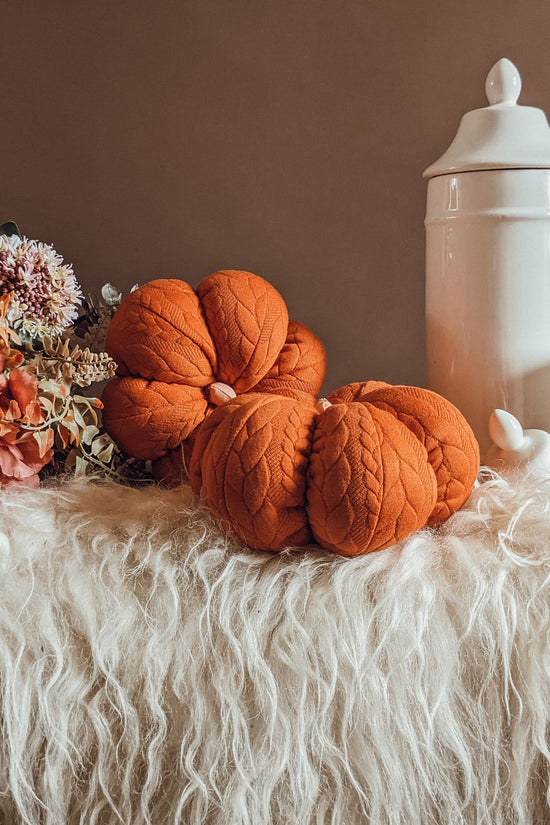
<box><xmin>101</xmin><ymin>270</ymin><xmax>327</xmax><ymax>464</ymax></box>
<box><xmin>189</xmin><ymin>382</ymin><xmax>479</xmax><ymax>556</ymax></box>
<box><xmin>101</xmin><ymin>271</ymin><xmax>480</xmax><ymax>555</ymax></box>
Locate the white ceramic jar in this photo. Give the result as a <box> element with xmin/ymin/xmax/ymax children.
<box><xmin>424</xmin><ymin>59</ymin><xmax>550</xmax><ymax>457</ymax></box>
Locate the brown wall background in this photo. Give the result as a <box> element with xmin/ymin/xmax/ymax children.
<box><xmin>2</xmin><ymin>0</ymin><xmax>550</xmax><ymax>393</ymax></box>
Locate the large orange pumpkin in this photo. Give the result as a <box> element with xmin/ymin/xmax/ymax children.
<box><xmin>189</xmin><ymin>382</ymin><xmax>479</xmax><ymax>555</ymax></box>
<box><xmin>102</xmin><ymin>270</ymin><xmax>326</xmax><ymax>462</ymax></box>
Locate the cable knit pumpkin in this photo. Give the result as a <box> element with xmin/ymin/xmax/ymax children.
<box><xmin>189</xmin><ymin>382</ymin><xmax>480</xmax><ymax>556</ymax></box>
<box><xmin>101</xmin><ymin>270</ymin><xmax>327</xmax><ymax>462</ymax></box>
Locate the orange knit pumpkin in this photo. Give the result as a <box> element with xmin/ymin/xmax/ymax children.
<box><xmin>188</xmin><ymin>382</ymin><xmax>479</xmax><ymax>555</ymax></box>
<box><xmin>102</xmin><ymin>271</ymin><xmax>479</xmax><ymax>555</ymax></box>
<box><xmin>101</xmin><ymin>270</ymin><xmax>326</xmax><ymax>462</ymax></box>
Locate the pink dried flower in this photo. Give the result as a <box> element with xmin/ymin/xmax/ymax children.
<box><xmin>0</xmin><ymin>234</ymin><xmax>82</xmax><ymax>338</ymax></box>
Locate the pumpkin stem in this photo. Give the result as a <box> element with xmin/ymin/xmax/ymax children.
<box><xmin>316</xmin><ymin>398</ymin><xmax>332</xmax><ymax>413</ymax></box>
<box><xmin>209</xmin><ymin>382</ymin><xmax>237</xmax><ymax>406</ymax></box>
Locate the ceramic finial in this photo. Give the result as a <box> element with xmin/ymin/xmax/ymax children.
<box><xmin>489</xmin><ymin>409</ymin><xmax>524</xmax><ymax>450</ymax></box>
<box><xmin>485</xmin><ymin>58</ymin><xmax>521</xmax><ymax>106</ymax></box>
<box><xmin>486</xmin><ymin>409</ymin><xmax>550</xmax><ymax>473</ymax></box>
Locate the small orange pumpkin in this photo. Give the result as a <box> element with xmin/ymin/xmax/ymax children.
<box><xmin>101</xmin><ymin>270</ymin><xmax>326</xmax><ymax>462</ymax></box>
<box><xmin>189</xmin><ymin>382</ymin><xmax>479</xmax><ymax>555</ymax></box>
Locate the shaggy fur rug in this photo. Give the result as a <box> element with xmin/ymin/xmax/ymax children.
<box><xmin>0</xmin><ymin>472</ymin><xmax>549</xmax><ymax>824</ymax></box>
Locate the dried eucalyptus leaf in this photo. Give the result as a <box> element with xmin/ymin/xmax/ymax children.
<box><xmin>90</xmin><ymin>433</ymin><xmax>112</xmax><ymax>456</ymax></box>
<box><xmin>101</xmin><ymin>283</ymin><xmax>123</xmax><ymax>305</ymax></box>
<box><xmin>32</xmin><ymin>430</ymin><xmax>51</xmax><ymax>458</ymax></box>
<box><xmin>72</xmin><ymin>406</ymin><xmax>86</xmax><ymax>429</ymax></box>
<box><xmin>0</xmin><ymin>221</ymin><xmax>21</xmax><ymax>238</ymax></box>
<box><xmin>63</xmin><ymin>417</ymin><xmax>81</xmax><ymax>443</ymax></box>
<box><xmin>39</xmin><ymin>379</ymin><xmax>66</xmax><ymax>397</ymax></box>
<box><xmin>81</xmin><ymin>424</ymin><xmax>99</xmax><ymax>445</ymax></box>
<box><xmin>38</xmin><ymin>396</ymin><xmax>56</xmax><ymax>415</ymax></box>
<box><xmin>96</xmin><ymin>443</ymin><xmax>114</xmax><ymax>463</ymax></box>
<box><xmin>64</xmin><ymin>449</ymin><xmax>78</xmax><ymax>472</ymax></box>
<box><xmin>75</xmin><ymin>456</ymin><xmax>88</xmax><ymax>477</ymax></box>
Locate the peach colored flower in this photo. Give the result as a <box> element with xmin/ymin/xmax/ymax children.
<box><xmin>0</xmin><ymin>364</ymin><xmax>54</xmax><ymax>487</ymax></box>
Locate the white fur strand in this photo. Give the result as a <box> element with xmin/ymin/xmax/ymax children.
<box><xmin>0</xmin><ymin>471</ymin><xmax>547</xmax><ymax>823</ymax></box>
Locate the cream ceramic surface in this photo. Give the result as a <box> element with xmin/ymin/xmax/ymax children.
<box><xmin>424</xmin><ymin>59</ymin><xmax>550</xmax><ymax>178</ymax></box>
<box><xmin>425</xmin><ymin>60</ymin><xmax>550</xmax><ymax>457</ymax></box>
<box><xmin>486</xmin><ymin>409</ymin><xmax>550</xmax><ymax>473</ymax></box>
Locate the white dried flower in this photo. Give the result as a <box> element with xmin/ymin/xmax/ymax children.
<box><xmin>0</xmin><ymin>234</ymin><xmax>82</xmax><ymax>338</ymax></box>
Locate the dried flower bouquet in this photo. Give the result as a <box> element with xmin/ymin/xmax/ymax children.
<box><xmin>0</xmin><ymin>225</ymin><xmax>151</xmax><ymax>487</ymax></box>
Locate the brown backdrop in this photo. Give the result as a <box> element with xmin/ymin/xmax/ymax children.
<box><xmin>3</xmin><ymin>0</ymin><xmax>550</xmax><ymax>392</ymax></box>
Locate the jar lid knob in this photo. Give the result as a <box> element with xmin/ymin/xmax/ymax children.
<box><xmin>485</xmin><ymin>58</ymin><xmax>521</xmax><ymax>106</ymax></box>
<box><xmin>423</xmin><ymin>57</ymin><xmax>550</xmax><ymax>177</ymax></box>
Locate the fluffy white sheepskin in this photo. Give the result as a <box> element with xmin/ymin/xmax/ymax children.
<box><xmin>0</xmin><ymin>471</ymin><xmax>549</xmax><ymax>824</ymax></box>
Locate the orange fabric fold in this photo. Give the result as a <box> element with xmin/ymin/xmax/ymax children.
<box><xmin>102</xmin><ymin>271</ymin><xmax>327</xmax><ymax>466</ymax></box>
<box><xmin>102</xmin><ymin>273</ymin><xmax>479</xmax><ymax>556</ymax></box>
<box><xmin>101</xmin><ymin>378</ymin><xmax>207</xmax><ymax>460</ymax></box>
<box><xmin>106</xmin><ymin>279</ymin><xmax>217</xmax><ymax>386</ymax></box>
<box><xmin>189</xmin><ymin>384</ymin><xmax>479</xmax><ymax>556</ymax></box>
<box><xmin>255</xmin><ymin>320</ymin><xmax>327</xmax><ymax>397</ymax></box>
<box><xmin>196</xmin><ymin>270</ymin><xmax>289</xmax><ymax>393</ymax></box>
<box><xmin>328</xmin><ymin>382</ymin><xmax>480</xmax><ymax>525</ymax></box>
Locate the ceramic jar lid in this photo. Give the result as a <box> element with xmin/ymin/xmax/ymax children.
<box><xmin>423</xmin><ymin>58</ymin><xmax>550</xmax><ymax>179</ymax></box>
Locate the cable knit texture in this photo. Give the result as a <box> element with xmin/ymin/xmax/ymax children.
<box><xmin>102</xmin><ymin>271</ymin><xmax>326</xmax><ymax>461</ymax></box>
<box><xmin>190</xmin><ymin>382</ymin><xmax>480</xmax><ymax>556</ymax></box>
<box><xmin>102</xmin><ymin>272</ymin><xmax>479</xmax><ymax>554</ymax></box>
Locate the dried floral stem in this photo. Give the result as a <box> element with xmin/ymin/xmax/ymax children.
<box><xmin>76</xmin><ymin>448</ymin><xmax>152</xmax><ymax>483</ymax></box>
<box><xmin>0</xmin><ymin>274</ymin><xmax>149</xmax><ymax>487</ymax></box>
